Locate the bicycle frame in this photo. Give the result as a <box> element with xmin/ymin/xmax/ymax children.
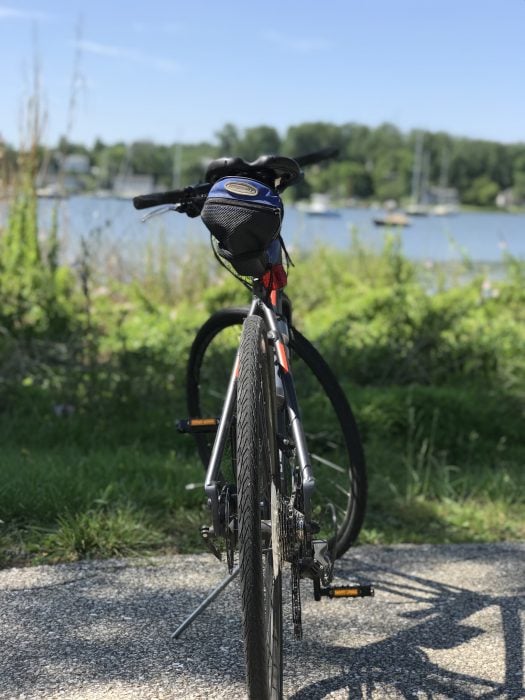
<box><xmin>204</xmin><ymin>286</ymin><xmax>316</xmax><ymax>539</ymax></box>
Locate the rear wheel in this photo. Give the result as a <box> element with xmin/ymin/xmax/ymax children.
<box><xmin>187</xmin><ymin>307</ymin><xmax>367</xmax><ymax>557</ymax></box>
<box><xmin>236</xmin><ymin>315</ymin><xmax>282</xmax><ymax>699</ymax></box>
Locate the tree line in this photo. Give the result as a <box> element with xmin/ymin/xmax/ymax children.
<box><xmin>4</xmin><ymin>121</ymin><xmax>525</xmax><ymax>206</ymax></box>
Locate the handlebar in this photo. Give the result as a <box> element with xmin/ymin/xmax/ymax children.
<box><xmin>133</xmin><ymin>146</ymin><xmax>338</xmax><ymax>212</ymax></box>
<box><xmin>293</xmin><ymin>146</ymin><xmax>339</xmax><ymax>167</ymax></box>
<box><xmin>132</xmin><ymin>183</ymin><xmax>211</xmax><ymax>211</ymax></box>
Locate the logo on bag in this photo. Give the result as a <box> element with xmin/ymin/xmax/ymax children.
<box><xmin>225</xmin><ymin>181</ymin><xmax>258</xmax><ymax>196</ymax></box>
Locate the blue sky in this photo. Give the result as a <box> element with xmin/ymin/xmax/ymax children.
<box><xmin>1</xmin><ymin>0</ymin><xmax>524</xmax><ymax>147</ymax></box>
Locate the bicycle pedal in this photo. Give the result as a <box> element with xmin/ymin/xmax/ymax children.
<box><xmin>200</xmin><ymin>525</ymin><xmax>222</xmax><ymax>562</ymax></box>
<box><xmin>177</xmin><ymin>418</ymin><xmax>219</xmax><ymax>434</ymax></box>
<box><xmin>319</xmin><ymin>584</ymin><xmax>374</xmax><ymax>599</ymax></box>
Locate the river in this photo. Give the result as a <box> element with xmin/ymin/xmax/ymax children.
<box><xmin>3</xmin><ymin>196</ymin><xmax>525</xmax><ymax>265</ymax></box>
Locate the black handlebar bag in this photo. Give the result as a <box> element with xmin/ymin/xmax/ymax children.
<box><xmin>201</xmin><ymin>177</ymin><xmax>283</xmax><ymax>277</ymax></box>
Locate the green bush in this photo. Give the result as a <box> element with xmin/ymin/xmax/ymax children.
<box><xmin>290</xmin><ymin>239</ymin><xmax>525</xmax><ymax>390</ymax></box>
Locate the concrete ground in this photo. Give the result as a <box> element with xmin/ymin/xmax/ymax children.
<box><xmin>0</xmin><ymin>543</ymin><xmax>523</xmax><ymax>699</ymax></box>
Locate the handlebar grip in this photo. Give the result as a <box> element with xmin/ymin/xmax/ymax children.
<box><xmin>133</xmin><ymin>190</ymin><xmax>181</xmax><ymax>210</ymax></box>
<box><xmin>133</xmin><ymin>183</ymin><xmax>211</xmax><ymax>210</ymax></box>
<box><xmin>294</xmin><ymin>147</ymin><xmax>339</xmax><ymax>167</ymax></box>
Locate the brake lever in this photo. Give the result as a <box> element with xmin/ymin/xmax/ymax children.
<box><xmin>140</xmin><ymin>204</ymin><xmax>180</xmax><ymax>222</ymax></box>
<box><xmin>179</xmin><ymin>198</ymin><xmax>205</xmax><ymax>218</ymax></box>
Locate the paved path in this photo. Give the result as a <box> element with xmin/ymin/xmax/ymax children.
<box><xmin>0</xmin><ymin>543</ymin><xmax>523</xmax><ymax>699</ymax></box>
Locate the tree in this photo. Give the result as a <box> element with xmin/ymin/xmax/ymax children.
<box><xmin>56</xmin><ymin>135</ymin><xmax>89</xmax><ymax>157</ymax></box>
<box><xmin>308</xmin><ymin>161</ymin><xmax>373</xmax><ymax>199</ymax></box>
<box><xmin>282</xmin><ymin>122</ymin><xmax>342</xmax><ymax>158</ymax></box>
<box><xmin>238</xmin><ymin>126</ymin><xmax>281</xmax><ymax>160</ymax></box>
<box><xmin>344</xmin><ymin>161</ymin><xmax>374</xmax><ymax>198</ymax></box>
<box><xmin>215</xmin><ymin>123</ymin><xmax>240</xmax><ymax>155</ymax></box>
<box><xmin>512</xmin><ymin>153</ymin><xmax>525</xmax><ymax>202</ymax></box>
<box><xmin>129</xmin><ymin>141</ymin><xmax>172</xmax><ymax>184</ymax></box>
<box><xmin>513</xmin><ymin>172</ymin><xmax>525</xmax><ymax>203</ymax></box>
<box><xmin>340</xmin><ymin>123</ymin><xmax>372</xmax><ymax>165</ymax></box>
<box><xmin>463</xmin><ymin>176</ymin><xmax>499</xmax><ymax>207</ymax></box>
<box><xmin>282</xmin><ymin>122</ymin><xmax>343</xmax><ymax>201</ymax></box>
<box><xmin>372</xmin><ymin>148</ymin><xmax>412</xmax><ymax>202</ymax></box>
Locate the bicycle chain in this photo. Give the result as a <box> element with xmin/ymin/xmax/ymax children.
<box><xmin>291</xmin><ymin>559</ymin><xmax>302</xmax><ymax>640</ymax></box>
<box><xmin>222</xmin><ymin>486</ymin><xmax>236</xmax><ymax>573</ymax></box>
<box><xmin>276</xmin><ymin>492</ymin><xmax>305</xmax><ymax>639</ymax></box>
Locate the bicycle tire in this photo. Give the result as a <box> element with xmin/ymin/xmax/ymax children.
<box><xmin>187</xmin><ymin>307</ymin><xmax>367</xmax><ymax>558</ymax></box>
<box><xmin>236</xmin><ymin>315</ymin><xmax>282</xmax><ymax>700</ymax></box>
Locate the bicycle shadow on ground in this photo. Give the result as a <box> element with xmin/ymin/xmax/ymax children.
<box><xmin>1</xmin><ymin>548</ymin><xmax>523</xmax><ymax>698</ymax></box>
<box><xmin>289</xmin><ymin>556</ymin><xmax>524</xmax><ymax>700</ymax></box>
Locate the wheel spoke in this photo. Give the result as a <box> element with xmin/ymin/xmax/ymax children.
<box><xmin>311</xmin><ymin>452</ymin><xmax>346</xmax><ymax>474</ymax></box>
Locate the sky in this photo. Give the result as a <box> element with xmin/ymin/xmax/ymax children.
<box><xmin>1</xmin><ymin>0</ymin><xmax>524</xmax><ymax>147</ymax></box>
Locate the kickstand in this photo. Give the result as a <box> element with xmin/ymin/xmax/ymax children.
<box><xmin>171</xmin><ymin>566</ymin><xmax>239</xmax><ymax>640</ymax></box>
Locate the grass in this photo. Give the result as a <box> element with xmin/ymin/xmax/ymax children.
<box><xmin>361</xmin><ymin>499</ymin><xmax>525</xmax><ymax>545</ymax></box>
<box><xmin>0</xmin><ymin>383</ymin><xmax>523</xmax><ymax>567</ymax></box>
<box><xmin>0</xmin><ymin>444</ymin><xmax>205</xmax><ymax>566</ymax></box>
<box><xmin>362</xmin><ymin>435</ymin><xmax>524</xmax><ymax>545</ymax></box>
<box><xmin>360</xmin><ymin>387</ymin><xmax>524</xmax><ymax>544</ymax></box>
<box><xmin>0</xmin><ymin>221</ymin><xmax>524</xmax><ymax>566</ymax></box>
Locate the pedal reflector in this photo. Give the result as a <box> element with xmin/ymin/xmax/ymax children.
<box><xmin>189</xmin><ymin>418</ymin><xmax>218</xmax><ymax>427</ymax></box>
<box><xmin>177</xmin><ymin>418</ymin><xmax>219</xmax><ymax>433</ymax></box>
<box><xmin>321</xmin><ymin>585</ymin><xmax>374</xmax><ymax>598</ymax></box>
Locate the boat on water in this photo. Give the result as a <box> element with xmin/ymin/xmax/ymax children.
<box><xmin>432</xmin><ymin>203</ymin><xmax>458</xmax><ymax>216</ymax></box>
<box><xmin>36</xmin><ymin>183</ymin><xmax>66</xmax><ymax>199</ymax></box>
<box><xmin>297</xmin><ymin>193</ymin><xmax>341</xmax><ymax>217</ymax></box>
<box><xmin>373</xmin><ymin>212</ymin><xmax>411</xmax><ymax>227</ymax></box>
<box><xmin>406</xmin><ymin>203</ymin><xmax>430</xmax><ymax>217</ymax></box>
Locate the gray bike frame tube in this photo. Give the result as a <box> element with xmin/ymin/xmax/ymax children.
<box><xmin>260</xmin><ymin>302</ymin><xmax>316</xmax><ymax>516</ymax></box>
<box><xmin>204</xmin><ymin>298</ymin><xmax>259</xmax><ymax>534</ymax></box>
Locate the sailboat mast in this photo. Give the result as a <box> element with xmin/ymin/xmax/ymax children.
<box><xmin>172</xmin><ymin>142</ymin><xmax>182</xmax><ymax>189</ymax></box>
<box><xmin>411</xmin><ymin>131</ymin><xmax>424</xmax><ymax>205</ymax></box>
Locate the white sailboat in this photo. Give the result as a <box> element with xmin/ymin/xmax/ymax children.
<box><xmin>297</xmin><ymin>193</ymin><xmax>341</xmax><ymax>217</ymax></box>
<box><xmin>406</xmin><ymin>132</ymin><xmax>430</xmax><ymax>216</ymax></box>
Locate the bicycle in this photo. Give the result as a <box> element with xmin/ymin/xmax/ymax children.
<box><xmin>133</xmin><ymin>148</ymin><xmax>372</xmax><ymax>699</ymax></box>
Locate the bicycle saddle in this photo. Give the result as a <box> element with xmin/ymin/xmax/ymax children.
<box><xmin>205</xmin><ymin>155</ymin><xmax>301</xmax><ymax>187</ymax></box>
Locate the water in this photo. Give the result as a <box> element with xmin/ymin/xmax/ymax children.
<box><xmin>287</xmin><ymin>208</ymin><xmax>525</xmax><ymax>262</ymax></box>
<box><xmin>4</xmin><ymin>196</ymin><xmax>525</xmax><ymax>264</ymax></box>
